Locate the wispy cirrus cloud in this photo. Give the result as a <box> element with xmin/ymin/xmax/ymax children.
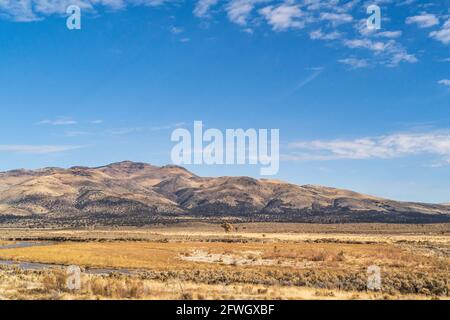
<box><xmin>338</xmin><ymin>57</ymin><xmax>369</xmax><ymax>69</ymax></box>
<box><xmin>0</xmin><ymin>0</ymin><xmax>175</xmax><ymax>22</ymax></box>
<box><xmin>259</xmin><ymin>2</ymin><xmax>306</xmax><ymax>31</ymax></box>
<box><xmin>150</xmin><ymin>122</ymin><xmax>187</xmax><ymax>131</ymax></box>
<box><xmin>64</xmin><ymin>131</ymin><xmax>91</xmax><ymax>137</ymax></box>
<box><xmin>430</xmin><ymin>19</ymin><xmax>450</xmax><ymax>45</ymax></box>
<box><xmin>438</xmin><ymin>79</ymin><xmax>450</xmax><ymax>88</ymax></box>
<box><xmin>309</xmin><ymin>28</ymin><xmax>342</xmax><ymax>40</ymax></box>
<box><xmin>374</xmin><ymin>31</ymin><xmax>402</xmax><ymax>39</ymax></box>
<box><xmin>344</xmin><ymin>38</ymin><xmax>389</xmax><ymax>52</ymax></box>
<box><xmin>286</xmin><ymin>131</ymin><xmax>450</xmax><ymax>165</ymax></box>
<box><xmin>193</xmin><ymin>0</ymin><xmax>219</xmax><ymax>18</ymax></box>
<box><xmin>319</xmin><ymin>12</ymin><xmax>353</xmax><ymax>26</ymax></box>
<box><xmin>406</xmin><ymin>13</ymin><xmax>439</xmax><ymax>28</ymax></box>
<box><xmin>170</xmin><ymin>26</ymin><xmax>184</xmax><ymax>34</ymax></box>
<box><xmin>65</xmin><ymin>122</ymin><xmax>185</xmax><ymax>137</ymax></box>
<box><xmin>226</xmin><ymin>0</ymin><xmax>268</xmax><ymax>26</ymax></box>
<box><xmin>1</xmin><ymin>0</ymin><xmax>444</xmax><ymax>70</ymax></box>
<box><xmin>37</xmin><ymin>118</ymin><xmax>105</xmax><ymax>126</ymax></box>
<box><xmin>0</xmin><ymin>144</ymin><xmax>83</xmax><ymax>154</ymax></box>
<box><xmin>37</xmin><ymin>118</ymin><xmax>77</xmax><ymax>126</ymax></box>
<box><xmin>342</xmin><ymin>38</ymin><xmax>417</xmax><ymax>67</ymax></box>
<box><xmin>104</xmin><ymin>127</ymin><xmax>143</xmax><ymax>135</ymax></box>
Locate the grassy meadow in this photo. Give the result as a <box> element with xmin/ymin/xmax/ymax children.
<box><xmin>0</xmin><ymin>223</ymin><xmax>448</xmax><ymax>300</ymax></box>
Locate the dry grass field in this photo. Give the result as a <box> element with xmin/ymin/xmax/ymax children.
<box><xmin>0</xmin><ymin>223</ymin><xmax>448</xmax><ymax>300</ymax></box>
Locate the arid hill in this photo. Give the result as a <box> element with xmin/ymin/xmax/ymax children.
<box><xmin>0</xmin><ymin>161</ymin><xmax>449</xmax><ymax>226</ymax></box>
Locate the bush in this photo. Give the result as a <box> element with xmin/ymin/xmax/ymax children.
<box><xmin>41</xmin><ymin>269</ymin><xmax>67</xmax><ymax>292</ymax></box>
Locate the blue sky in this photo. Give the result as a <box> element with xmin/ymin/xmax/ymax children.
<box><xmin>0</xmin><ymin>0</ymin><xmax>449</xmax><ymax>203</ymax></box>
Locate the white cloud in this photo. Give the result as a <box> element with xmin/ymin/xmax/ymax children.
<box><xmin>304</xmin><ymin>0</ymin><xmax>357</xmax><ymax>13</ymax></box>
<box><xmin>287</xmin><ymin>131</ymin><xmax>450</xmax><ymax>164</ymax></box>
<box><xmin>0</xmin><ymin>0</ymin><xmax>173</xmax><ymax>22</ymax></box>
<box><xmin>429</xmin><ymin>19</ymin><xmax>450</xmax><ymax>45</ymax></box>
<box><xmin>386</xmin><ymin>50</ymin><xmax>417</xmax><ymax>67</ymax></box>
<box><xmin>310</xmin><ymin>29</ymin><xmax>342</xmax><ymax>40</ymax></box>
<box><xmin>37</xmin><ymin>118</ymin><xmax>77</xmax><ymax>125</ymax></box>
<box><xmin>406</xmin><ymin>13</ymin><xmax>439</xmax><ymax>28</ymax></box>
<box><xmin>104</xmin><ymin>127</ymin><xmax>142</xmax><ymax>135</ymax></box>
<box><xmin>343</xmin><ymin>38</ymin><xmax>417</xmax><ymax>67</ymax></box>
<box><xmin>354</xmin><ymin>17</ymin><xmax>376</xmax><ymax>37</ymax></box>
<box><xmin>150</xmin><ymin>122</ymin><xmax>187</xmax><ymax>131</ymax></box>
<box><xmin>344</xmin><ymin>38</ymin><xmax>389</xmax><ymax>52</ymax></box>
<box><xmin>0</xmin><ymin>144</ymin><xmax>83</xmax><ymax>154</ymax></box>
<box><xmin>65</xmin><ymin>131</ymin><xmax>91</xmax><ymax>137</ymax></box>
<box><xmin>338</xmin><ymin>57</ymin><xmax>369</xmax><ymax>69</ymax></box>
<box><xmin>374</xmin><ymin>31</ymin><xmax>402</xmax><ymax>39</ymax></box>
<box><xmin>438</xmin><ymin>79</ymin><xmax>450</xmax><ymax>87</ymax></box>
<box><xmin>259</xmin><ymin>2</ymin><xmax>306</xmax><ymax>31</ymax></box>
<box><xmin>0</xmin><ymin>0</ymin><xmax>436</xmax><ymax>70</ymax></box>
<box><xmin>226</xmin><ymin>0</ymin><xmax>267</xmax><ymax>26</ymax></box>
<box><xmin>320</xmin><ymin>12</ymin><xmax>353</xmax><ymax>25</ymax></box>
<box><xmin>170</xmin><ymin>26</ymin><xmax>184</xmax><ymax>34</ymax></box>
<box><xmin>193</xmin><ymin>0</ymin><xmax>219</xmax><ymax>18</ymax></box>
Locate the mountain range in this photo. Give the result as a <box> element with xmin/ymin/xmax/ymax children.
<box><xmin>0</xmin><ymin>161</ymin><xmax>449</xmax><ymax>226</ymax></box>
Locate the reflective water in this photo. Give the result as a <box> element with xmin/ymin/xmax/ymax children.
<box><xmin>0</xmin><ymin>241</ymin><xmax>132</xmax><ymax>275</ymax></box>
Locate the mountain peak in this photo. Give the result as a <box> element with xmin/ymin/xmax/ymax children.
<box><xmin>97</xmin><ymin>161</ymin><xmax>156</xmax><ymax>172</ymax></box>
<box><xmin>160</xmin><ymin>164</ymin><xmax>196</xmax><ymax>176</ymax></box>
<box><xmin>0</xmin><ymin>162</ymin><xmax>449</xmax><ymax>224</ymax></box>
<box><xmin>105</xmin><ymin>160</ymin><xmax>151</xmax><ymax>167</ymax></box>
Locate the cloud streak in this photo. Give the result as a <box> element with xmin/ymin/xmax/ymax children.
<box><xmin>150</xmin><ymin>122</ymin><xmax>187</xmax><ymax>131</ymax></box>
<box><xmin>193</xmin><ymin>0</ymin><xmax>219</xmax><ymax>18</ymax></box>
<box><xmin>259</xmin><ymin>2</ymin><xmax>306</xmax><ymax>31</ymax></box>
<box><xmin>37</xmin><ymin>118</ymin><xmax>77</xmax><ymax>126</ymax></box>
<box><xmin>0</xmin><ymin>0</ymin><xmax>175</xmax><ymax>22</ymax></box>
<box><xmin>439</xmin><ymin>79</ymin><xmax>450</xmax><ymax>88</ymax></box>
<box><xmin>406</xmin><ymin>13</ymin><xmax>439</xmax><ymax>28</ymax></box>
<box><xmin>286</xmin><ymin>131</ymin><xmax>450</xmax><ymax>165</ymax></box>
<box><xmin>430</xmin><ymin>19</ymin><xmax>450</xmax><ymax>45</ymax></box>
<box><xmin>0</xmin><ymin>144</ymin><xmax>83</xmax><ymax>154</ymax></box>
<box><xmin>1</xmin><ymin>0</ymin><xmax>444</xmax><ymax>69</ymax></box>
<box><xmin>338</xmin><ymin>57</ymin><xmax>369</xmax><ymax>69</ymax></box>
<box><xmin>226</xmin><ymin>0</ymin><xmax>268</xmax><ymax>26</ymax></box>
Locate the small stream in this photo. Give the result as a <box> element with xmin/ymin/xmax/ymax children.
<box><xmin>0</xmin><ymin>241</ymin><xmax>133</xmax><ymax>275</ymax></box>
<box><xmin>0</xmin><ymin>241</ymin><xmax>54</xmax><ymax>250</ymax></box>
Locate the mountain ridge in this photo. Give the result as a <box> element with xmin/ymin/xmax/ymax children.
<box><xmin>1</xmin><ymin>161</ymin><xmax>449</xmax><ymax>226</ymax></box>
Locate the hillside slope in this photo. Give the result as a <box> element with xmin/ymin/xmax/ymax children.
<box><xmin>0</xmin><ymin>161</ymin><xmax>449</xmax><ymax>226</ymax></box>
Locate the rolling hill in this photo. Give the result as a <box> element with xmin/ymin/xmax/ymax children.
<box><xmin>0</xmin><ymin>161</ymin><xmax>449</xmax><ymax>226</ymax></box>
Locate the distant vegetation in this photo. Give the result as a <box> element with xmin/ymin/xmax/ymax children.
<box><xmin>1</xmin><ymin>161</ymin><xmax>450</xmax><ymax>227</ymax></box>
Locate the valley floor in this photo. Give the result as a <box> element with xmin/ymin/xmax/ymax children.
<box><xmin>0</xmin><ymin>223</ymin><xmax>449</xmax><ymax>300</ymax></box>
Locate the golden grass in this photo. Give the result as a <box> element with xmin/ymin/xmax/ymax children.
<box><xmin>0</xmin><ymin>267</ymin><xmax>445</xmax><ymax>300</ymax></box>
<box><xmin>0</xmin><ymin>224</ymin><xmax>448</xmax><ymax>299</ymax></box>
<box><xmin>1</xmin><ymin>223</ymin><xmax>449</xmax><ymax>243</ymax></box>
<box><xmin>0</xmin><ymin>241</ymin><xmax>444</xmax><ymax>271</ymax></box>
